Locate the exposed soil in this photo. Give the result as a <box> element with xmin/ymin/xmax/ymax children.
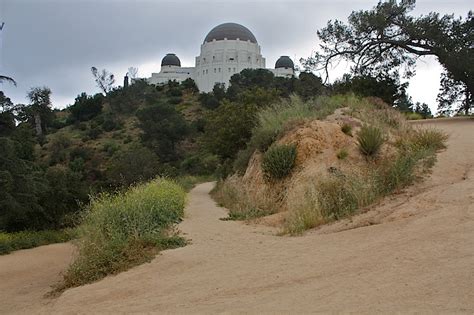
<box><xmin>1</xmin><ymin>118</ymin><xmax>473</xmax><ymax>314</ymax></box>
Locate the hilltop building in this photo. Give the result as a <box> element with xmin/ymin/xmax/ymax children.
<box><xmin>147</xmin><ymin>23</ymin><xmax>295</xmax><ymax>92</ymax></box>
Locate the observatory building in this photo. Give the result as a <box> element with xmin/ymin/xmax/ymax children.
<box><xmin>147</xmin><ymin>23</ymin><xmax>295</xmax><ymax>92</ymax></box>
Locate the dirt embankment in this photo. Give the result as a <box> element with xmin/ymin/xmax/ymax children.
<box><xmin>0</xmin><ymin>118</ymin><xmax>473</xmax><ymax>313</ymax></box>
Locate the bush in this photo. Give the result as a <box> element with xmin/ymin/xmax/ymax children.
<box><xmin>59</xmin><ymin>178</ymin><xmax>186</xmax><ymax>290</ymax></box>
<box><xmin>341</xmin><ymin>123</ymin><xmax>352</xmax><ymax>135</ymax></box>
<box><xmin>409</xmin><ymin>128</ymin><xmax>447</xmax><ymax>151</ymax></box>
<box><xmin>262</xmin><ymin>144</ymin><xmax>297</xmax><ymax>180</ymax></box>
<box><xmin>317</xmin><ymin>177</ymin><xmax>358</xmax><ymax>220</ymax></box>
<box><xmin>0</xmin><ymin>229</ymin><xmax>74</xmax><ymax>255</ymax></box>
<box><xmin>235</xmin><ymin>95</ymin><xmax>352</xmax><ymax>173</ymax></box>
<box><xmin>405</xmin><ymin>112</ymin><xmax>423</xmax><ymax>120</ymax></box>
<box><xmin>211</xmin><ymin>176</ymin><xmax>276</xmax><ymax>220</ymax></box>
<box><xmin>337</xmin><ymin>148</ymin><xmax>349</xmax><ymax>160</ymax></box>
<box><xmin>357</xmin><ymin>125</ymin><xmax>384</xmax><ymax>157</ymax></box>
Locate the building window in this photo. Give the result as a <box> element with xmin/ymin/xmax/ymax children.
<box><xmin>228</xmin><ymin>68</ymin><xmax>231</xmax><ymax>72</ymax></box>
<box><xmin>233</xmin><ymin>67</ymin><xmax>236</xmax><ymax>72</ymax></box>
<box><xmin>206</xmin><ymin>69</ymin><xmax>208</xmax><ymax>74</ymax></box>
<box><xmin>214</xmin><ymin>68</ymin><xmax>216</xmax><ymax>73</ymax></box>
<box><xmin>218</xmin><ymin>68</ymin><xmax>221</xmax><ymax>72</ymax></box>
<box><xmin>203</xmin><ymin>70</ymin><xmax>205</xmax><ymax>75</ymax></box>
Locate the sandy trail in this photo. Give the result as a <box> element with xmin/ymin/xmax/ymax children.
<box><xmin>1</xmin><ymin>118</ymin><xmax>473</xmax><ymax>313</ymax></box>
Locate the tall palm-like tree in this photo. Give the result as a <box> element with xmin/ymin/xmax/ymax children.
<box><xmin>0</xmin><ymin>75</ymin><xmax>16</xmax><ymax>86</ymax></box>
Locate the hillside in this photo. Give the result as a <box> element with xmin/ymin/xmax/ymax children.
<box><xmin>0</xmin><ymin>118</ymin><xmax>472</xmax><ymax>313</ymax></box>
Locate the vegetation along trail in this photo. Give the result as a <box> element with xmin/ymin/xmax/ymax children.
<box><xmin>1</xmin><ymin>118</ymin><xmax>473</xmax><ymax>313</ymax></box>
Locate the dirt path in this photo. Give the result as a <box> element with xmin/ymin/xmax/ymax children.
<box><xmin>1</xmin><ymin>118</ymin><xmax>473</xmax><ymax>313</ymax></box>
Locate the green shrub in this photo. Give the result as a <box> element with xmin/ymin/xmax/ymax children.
<box><xmin>0</xmin><ymin>230</ymin><xmax>74</xmax><ymax>255</ymax></box>
<box><xmin>235</xmin><ymin>95</ymin><xmax>355</xmax><ymax>173</ymax></box>
<box><xmin>357</xmin><ymin>125</ymin><xmax>384</xmax><ymax>157</ymax></box>
<box><xmin>317</xmin><ymin>177</ymin><xmax>358</xmax><ymax>220</ymax></box>
<box><xmin>337</xmin><ymin>148</ymin><xmax>349</xmax><ymax>160</ymax></box>
<box><xmin>410</xmin><ymin>128</ymin><xmax>447</xmax><ymax>151</ymax></box>
<box><xmin>341</xmin><ymin>123</ymin><xmax>352</xmax><ymax>135</ymax></box>
<box><xmin>378</xmin><ymin>154</ymin><xmax>418</xmax><ymax>193</ymax></box>
<box><xmin>405</xmin><ymin>112</ymin><xmax>423</xmax><ymax>120</ymax></box>
<box><xmin>59</xmin><ymin>178</ymin><xmax>186</xmax><ymax>290</ymax></box>
<box><xmin>262</xmin><ymin>144</ymin><xmax>297</xmax><ymax>180</ymax></box>
<box><xmin>211</xmin><ymin>177</ymin><xmax>276</xmax><ymax>220</ymax></box>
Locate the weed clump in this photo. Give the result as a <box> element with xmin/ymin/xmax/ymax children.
<box><xmin>337</xmin><ymin>148</ymin><xmax>349</xmax><ymax>160</ymax></box>
<box><xmin>0</xmin><ymin>230</ymin><xmax>74</xmax><ymax>255</ymax></box>
<box><xmin>341</xmin><ymin>123</ymin><xmax>352</xmax><ymax>135</ymax></box>
<box><xmin>357</xmin><ymin>125</ymin><xmax>384</xmax><ymax>157</ymax></box>
<box><xmin>58</xmin><ymin>178</ymin><xmax>186</xmax><ymax>291</ymax></box>
<box><xmin>262</xmin><ymin>144</ymin><xmax>297</xmax><ymax>180</ymax></box>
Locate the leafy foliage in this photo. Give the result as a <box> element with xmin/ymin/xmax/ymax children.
<box><xmin>357</xmin><ymin>125</ymin><xmax>384</xmax><ymax>157</ymax></box>
<box><xmin>59</xmin><ymin>179</ymin><xmax>186</xmax><ymax>290</ymax></box>
<box><xmin>303</xmin><ymin>0</ymin><xmax>473</xmax><ymax>114</ymax></box>
<box><xmin>262</xmin><ymin>144</ymin><xmax>297</xmax><ymax>180</ymax></box>
<box><xmin>137</xmin><ymin>102</ymin><xmax>188</xmax><ymax>162</ymax></box>
<box><xmin>68</xmin><ymin>92</ymin><xmax>103</xmax><ymax>122</ymax></box>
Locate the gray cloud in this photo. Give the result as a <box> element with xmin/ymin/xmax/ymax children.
<box><xmin>0</xmin><ymin>0</ymin><xmax>471</xmax><ymax>112</ymax></box>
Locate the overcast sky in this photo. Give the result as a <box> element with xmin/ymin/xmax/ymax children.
<box><xmin>0</xmin><ymin>0</ymin><xmax>471</xmax><ymax>113</ymax></box>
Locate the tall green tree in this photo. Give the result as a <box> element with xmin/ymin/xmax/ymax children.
<box><xmin>137</xmin><ymin>102</ymin><xmax>188</xmax><ymax>162</ymax></box>
<box><xmin>302</xmin><ymin>0</ymin><xmax>473</xmax><ymax>114</ymax></box>
<box><xmin>26</xmin><ymin>87</ymin><xmax>54</xmax><ymax>137</ymax></box>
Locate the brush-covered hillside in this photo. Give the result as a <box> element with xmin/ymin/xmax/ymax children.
<box><xmin>0</xmin><ymin>68</ymin><xmax>436</xmax><ymax>237</ymax></box>
<box><xmin>213</xmin><ymin>95</ymin><xmax>447</xmax><ymax>234</ymax></box>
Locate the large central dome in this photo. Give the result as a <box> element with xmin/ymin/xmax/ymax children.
<box><xmin>204</xmin><ymin>23</ymin><xmax>257</xmax><ymax>44</ymax></box>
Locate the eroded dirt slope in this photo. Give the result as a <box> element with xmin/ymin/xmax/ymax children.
<box><xmin>1</xmin><ymin>118</ymin><xmax>473</xmax><ymax>314</ymax></box>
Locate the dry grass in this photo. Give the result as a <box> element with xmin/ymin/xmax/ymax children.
<box><xmin>212</xmin><ymin>176</ymin><xmax>277</xmax><ymax>220</ymax></box>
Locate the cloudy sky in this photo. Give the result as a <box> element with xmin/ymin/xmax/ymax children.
<box><xmin>0</xmin><ymin>0</ymin><xmax>471</xmax><ymax>113</ymax></box>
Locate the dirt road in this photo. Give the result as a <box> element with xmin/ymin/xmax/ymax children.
<box><xmin>1</xmin><ymin>118</ymin><xmax>473</xmax><ymax>313</ymax></box>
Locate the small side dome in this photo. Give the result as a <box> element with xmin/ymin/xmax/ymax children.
<box><xmin>161</xmin><ymin>53</ymin><xmax>181</xmax><ymax>67</ymax></box>
<box><xmin>275</xmin><ymin>56</ymin><xmax>294</xmax><ymax>69</ymax></box>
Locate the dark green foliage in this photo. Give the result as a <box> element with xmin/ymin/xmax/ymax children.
<box><xmin>341</xmin><ymin>123</ymin><xmax>352</xmax><ymax>135</ymax></box>
<box><xmin>303</xmin><ymin>0</ymin><xmax>473</xmax><ymax>114</ymax></box>
<box><xmin>106</xmin><ymin>145</ymin><xmax>161</xmax><ymax>187</ymax></box>
<box><xmin>26</xmin><ymin>87</ymin><xmax>55</xmax><ymax>136</ymax></box>
<box><xmin>137</xmin><ymin>102</ymin><xmax>188</xmax><ymax>162</ymax></box>
<box><xmin>199</xmin><ymin>92</ymin><xmax>221</xmax><ymax>109</ymax></box>
<box><xmin>100</xmin><ymin>114</ymin><xmax>121</xmax><ymax>132</ymax></box>
<box><xmin>413</xmin><ymin>102</ymin><xmax>433</xmax><ymax>119</ymax></box>
<box><xmin>262</xmin><ymin>144</ymin><xmax>297</xmax><ymax>180</ymax></box>
<box><xmin>294</xmin><ymin>72</ymin><xmax>325</xmax><ymax>100</ymax></box>
<box><xmin>332</xmin><ymin>74</ymin><xmax>408</xmax><ymax>107</ymax></box>
<box><xmin>226</xmin><ymin>68</ymin><xmax>276</xmax><ymax>99</ymax></box>
<box><xmin>180</xmin><ymin>153</ymin><xmax>219</xmax><ymax>176</ymax></box>
<box><xmin>202</xmin><ymin>102</ymin><xmax>257</xmax><ymax>160</ymax></box>
<box><xmin>0</xmin><ymin>230</ymin><xmax>74</xmax><ymax>255</ymax></box>
<box><xmin>357</xmin><ymin>125</ymin><xmax>384</xmax><ymax>157</ymax></box>
<box><xmin>317</xmin><ymin>177</ymin><xmax>358</xmax><ymax>220</ymax></box>
<box><xmin>38</xmin><ymin>165</ymin><xmax>89</xmax><ymax>229</ymax></box>
<box><xmin>181</xmin><ymin>78</ymin><xmax>199</xmax><ymax>93</ymax></box>
<box><xmin>68</xmin><ymin>93</ymin><xmax>103</xmax><ymax>122</ymax></box>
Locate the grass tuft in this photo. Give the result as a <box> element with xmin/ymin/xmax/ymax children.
<box><xmin>341</xmin><ymin>123</ymin><xmax>352</xmax><ymax>135</ymax></box>
<box><xmin>336</xmin><ymin>148</ymin><xmax>349</xmax><ymax>160</ymax></box>
<box><xmin>0</xmin><ymin>229</ymin><xmax>75</xmax><ymax>255</ymax></box>
<box><xmin>262</xmin><ymin>144</ymin><xmax>297</xmax><ymax>180</ymax></box>
<box><xmin>357</xmin><ymin>125</ymin><xmax>384</xmax><ymax>157</ymax></box>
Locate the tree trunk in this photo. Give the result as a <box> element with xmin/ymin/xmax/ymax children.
<box><xmin>34</xmin><ymin>112</ymin><xmax>42</xmax><ymax>136</ymax></box>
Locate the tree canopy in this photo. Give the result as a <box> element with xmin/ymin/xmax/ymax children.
<box><xmin>302</xmin><ymin>0</ymin><xmax>473</xmax><ymax>114</ymax></box>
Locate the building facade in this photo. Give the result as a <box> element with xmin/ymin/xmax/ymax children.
<box><xmin>147</xmin><ymin>23</ymin><xmax>294</xmax><ymax>92</ymax></box>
